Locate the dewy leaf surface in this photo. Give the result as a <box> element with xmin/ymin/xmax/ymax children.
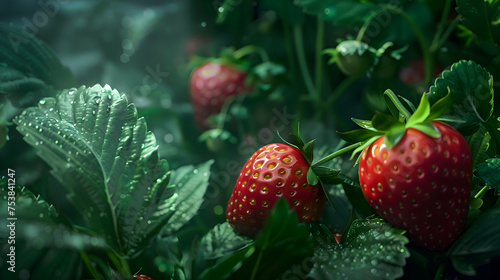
<box><xmin>14</xmin><ymin>84</ymin><xmax>177</xmax><ymax>257</ymax></box>
<box><xmin>426</xmin><ymin>60</ymin><xmax>494</xmax><ymax>129</ymax></box>
<box><xmin>162</xmin><ymin>160</ymin><xmax>214</xmax><ymax>235</ymax></box>
<box><xmin>0</xmin><ymin>178</ymin><xmax>107</xmax><ymax>280</ymax></box>
<box><xmin>308</xmin><ymin>218</ymin><xmax>410</xmax><ymax>280</ymax></box>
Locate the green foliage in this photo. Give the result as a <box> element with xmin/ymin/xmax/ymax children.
<box><xmin>0</xmin><ymin>25</ymin><xmax>75</xmax><ymax>107</ymax></box>
<box><xmin>476</xmin><ymin>158</ymin><xmax>500</xmax><ymax>195</ymax></box>
<box><xmin>199</xmin><ymin>198</ymin><xmax>314</xmax><ymax>280</ymax></box>
<box><xmin>307</xmin><ymin>218</ymin><xmax>410</xmax><ymax>280</ymax></box>
<box><xmin>448</xmin><ymin>207</ymin><xmax>500</xmax><ymax>276</ymax></box>
<box><xmin>161</xmin><ymin>160</ymin><xmax>214</xmax><ymax>235</ymax></box>
<box><xmin>0</xmin><ymin>179</ymin><xmax>107</xmax><ymax>280</ymax></box>
<box><xmin>456</xmin><ymin>0</ymin><xmax>500</xmax><ymax>54</ymax></box>
<box><xmin>294</xmin><ymin>0</ymin><xmax>375</xmax><ymax>26</ymax></box>
<box><xmin>13</xmin><ymin>84</ymin><xmax>178</xmax><ymax>257</ymax></box>
<box><xmin>426</xmin><ymin>60</ymin><xmax>494</xmax><ymax>131</ymax></box>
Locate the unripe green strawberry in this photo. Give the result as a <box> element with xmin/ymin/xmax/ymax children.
<box><xmin>189</xmin><ymin>61</ymin><xmax>248</xmax><ymax>130</ymax></box>
<box><xmin>226</xmin><ymin>143</ymin><xmax>326</xmax><ymax>236</ymax></box>
<box><xmin>359</xmin><ymin>121</ymin><xmax>472</xmax><ymax>250</ymax></box>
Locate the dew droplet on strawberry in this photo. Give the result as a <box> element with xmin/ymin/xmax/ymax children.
<box><xmin>226</xmin><ymin>143</ymin><xmax>326</xmax><ymax>236</ymax></box>
<box><xmin>359</xmin><ymin>121</ymin><xmax>472</xmax><ymax>250</ymax></box>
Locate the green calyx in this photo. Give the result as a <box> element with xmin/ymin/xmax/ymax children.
<box><xmin>338</xmin><ymin>88</ymin><xmax>455</xmax><ymax>163</ymax></box>
<box><xmin>277</xmin><ymin>127</ymin><xmax>343</xmax><ymax>187</ymax></box>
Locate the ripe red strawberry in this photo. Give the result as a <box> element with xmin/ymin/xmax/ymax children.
<box><xmin>226</xmin><ymin>143</ymin><xmax>326</xmax><ymax>236</ymax></box>
<box><xmin>189</xmin><ymin>61</ymin><xmax>248</xmax><ymax>130</ymax></box>
<box><xmin>358</xmin><ymin>121</ymin><xmax>472</xmax><ymax>250</ymax></box>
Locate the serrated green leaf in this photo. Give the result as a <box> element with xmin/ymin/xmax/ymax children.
<box><xmin>476</xmin><ymin>158</ymin><xmax>500</xmax><ymax>195</ymax></box>
<box><xmin>0</xmin><ymin>178</ymin><xmax>107</xmax><ymax>280</ymax></box>
<box><xmin>162</xmin><ymin>160</ymin><xmax>214</xmax><ymax>235</ymax></box>
<box><xmin>202</xmin><ymin>198</ymin><xmax>314</xmax><ymax>280</ymax></box>
<box><xmin>198</xmin><ymin>222</ymin><xmax>252</xmax><ymax>261</ymax></box>
<box><xmin>0</xmin><ymin>24</ymin><xmax>75</xmax><ymax>107</ymax></box>
<box><xmin>448</xmin><ymin>207</ymin><xmax>500</xmax><ymax>276</ymax></box>
<box><xmin>469</xmin><ymin>125</ymin><xmax>491</xmax><ymax>168</ymax></box>
<box><xmin>456</xmin><ymin>0</ymin><xmax>500</xmax><ymax>46</ymax></box>
<box><xmin>308</xmin><ymin>218</ymin><xmax>410</xmax><ymax>280</ymax></box>
<box><xmin>14</xmin><ymin>84</ymin><xmax>177</xmax><ymax>257</ymax></box>
<box><xmin>342</xmin><ymin>178</ymin><xmax>376</xmax><ymax>219</ymax></box>
<box><xmin>426</xmin><ymin>60</ymin><xmax>494</xmax><ymax>129</ymax></box>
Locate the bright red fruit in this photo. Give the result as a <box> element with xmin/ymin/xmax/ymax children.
<box><xmin>226</xmin><ymin>143</ymin><xmax>326</xmax><ymax>236</ymax></box>
<box><xmin>359</xmin><ymin>121</ymin><xmax>472</xmax><ymax>250</ymax></box>
<box><xmin>189</xmin><ymin>62</ymin><xmax>248</xmax><ymax>129</ymax></box>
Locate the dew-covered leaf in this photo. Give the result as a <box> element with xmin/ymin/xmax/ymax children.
<box><xmin>198</xmin><ymin>222</ymin><xmax>252</xmax><ymax>261</ymax></box>
<box><xmin>161</xmin><ymin>160</ymin><xmax>214</xmax><ymax>235</ymax></box>
<box><xmin>426</xmin><ymin>60</ymin><xmax>494</xmax><ymax>130</ymax></box>
<box><xmin>307</xmin><ymin>218</ymin><xmax>410</xmax><ymax>280</ymax></box>
<box><xmin>14</xmin><ymin>84</ymin><xmax>177</xmax><ymax>257</ymax></box>
<box><xmin>0</xmin><ymin>178</ymin><xmax>107</xmax><ymax>280</ymax></box>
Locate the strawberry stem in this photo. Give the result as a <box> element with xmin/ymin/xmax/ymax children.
<box><xmin>294</xmin><ymin>24</ymin><xmax>316</xmax><ymax>98</ymax></box>
<box><xmin>311</xmin><ymin>142</ymin><xmax>363</xmax><ymax>168</ymax></box>
<box><xmin>233</xmin><ymin>45</ymin><xmax>270</xmax><ymax>62</ymax></box>
<box><xmin>474</xmin><ymin>185</ymin><xmax>489</xmax><ymax>199</ymax></box>
<box><xmin>80</xmin><ymin>250</ymin><xmax>104</xmax><ymax>280</ymax></box>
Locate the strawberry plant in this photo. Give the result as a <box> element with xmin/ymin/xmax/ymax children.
<box><xmin>1</xmin><ymin>0</ymin><xmax>500</xmax><ymax>279</ymax></box>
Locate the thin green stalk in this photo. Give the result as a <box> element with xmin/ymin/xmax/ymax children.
<box><xmin>434</xmin><ymin>262</ymin><xmax>446</xmax><ymax>280</ymax></box>
<box><xmin>325</xmin><ymin>75</ymin><xmax>358</xmax><ymax>107</ymax></box>
<box><xmin>356</xmin><ymin>9</ymin><xmax>387</xmax><ymax>42</ymax></box>
<box><xmin>250</xmin><ymin>246</ymin><xmax>265</xmax><ymax>280</ymax></box>
<box><xmin>430</xmin><ymin>16</ymin><xmax>461</xmax><ymax>53</ymax></box>
<box><xmin>475</xmin><ymin>185</ymin><xmax>489</xmax><ymax>199</ymax></box>
<box><xmin>389</xmin><ymin>7</ymin><xmax>433</xmax><ymax>84</ymax></box>
<box><xmin>107</xmin><ymin>251</ymin><xmax>131</xmax><ymax>276</ymax></box>
<box><xmin>81</xmin><ymin>250</ymin><xmax>104</xmax><ymax>280</ymax></box>
<box><xmin>312</xmin><ymin>142</ymin><xmax>362</xmax><ymax>168</ymax></box>
<box><xmin>315</xmin><ymin>18</ymin><xmax>325</xmax><ymax>103</ymax></box>
<box><xmin>357</xmin><ymin>5</ymin><xmax>433</xmax><ymax>84</ymax></box>
<box><xmin>430</xmin><ymin>0</ymin><xmax>452</xmax><ymax>50</ymax></box>
<box><xmin>293</xmin><ymin>24</ymin><xmax>316</xmax><ymax>97</ymax></box>
<box><xmin>233</xmin><ymin>45</ymin><xmax>270</xmax><ymax>62</ymax></box>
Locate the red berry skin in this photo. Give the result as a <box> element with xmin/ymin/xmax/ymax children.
<box><xmin>189</xmin><ymin>62</ymin><xmax>248</xmax><ymax>129</ymax></box>
<box><xmin>359</xmin><ymin>121</ymin><xmax>472</xmax><ymax>250</ymax></box>
<box><xmin>226</xmin><ymin>143</ymin><xmax>326</xmax><ymax>236</ymax></box>
<box><xmin>134</xmin><ymin>274</ymin><xmax>153</xmax><ymax>280</ymax></box>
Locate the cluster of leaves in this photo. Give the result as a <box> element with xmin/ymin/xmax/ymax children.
<box><xmin>1</xmin><ymin>0</ymin><xmax>500</xmax><ymax>279</ymax></box>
